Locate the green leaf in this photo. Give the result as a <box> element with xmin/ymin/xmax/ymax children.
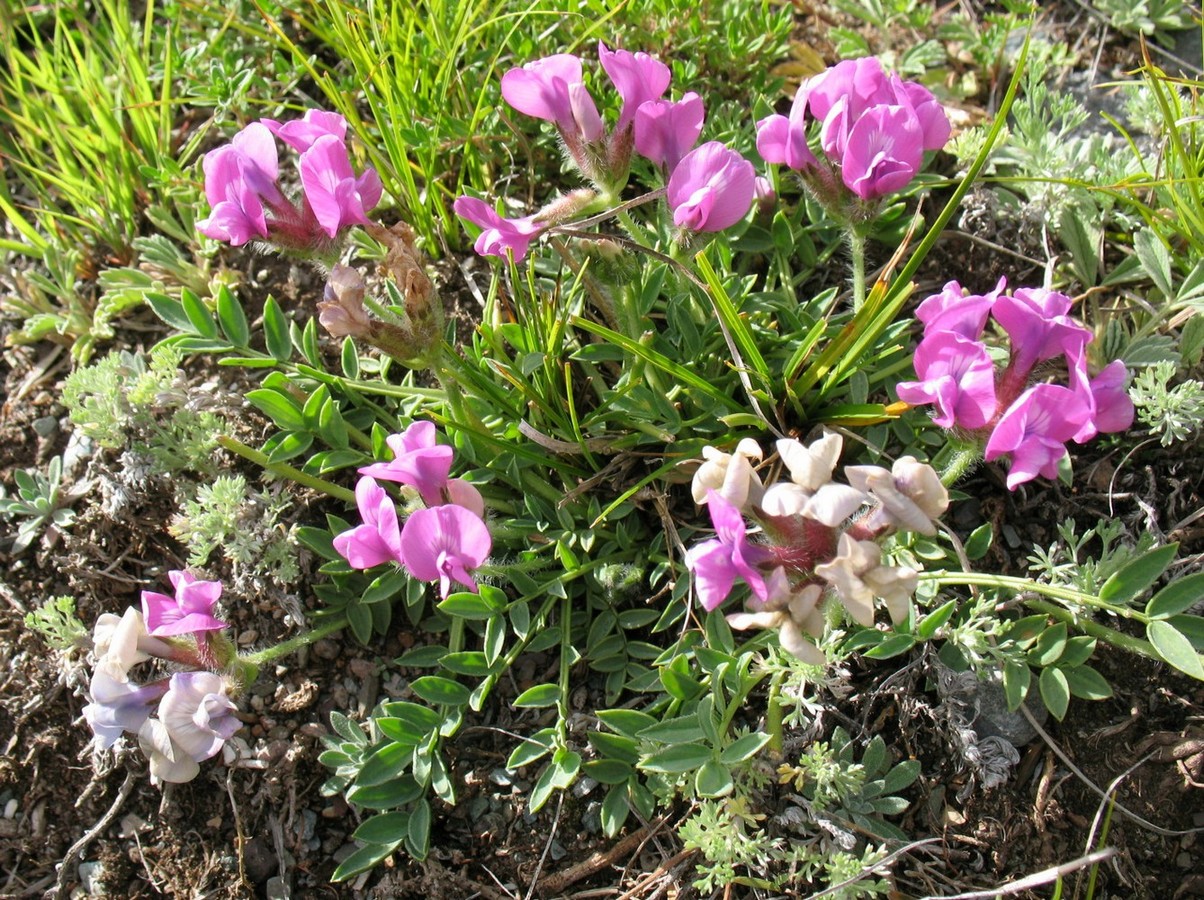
<box><xmin>1147</xmin><ymin>619</ymin><xmax>1204</xmax><ymax>680</ymax></box>
<box><xmin>600</xmin><ymin>784</ymin><xmax>629</xmax><ymax>837</ymax></box>
<box><xmin>1027</xmin><ymin>622</ymin><xmax>1068</xmax><ymax>667</ymax></box>
<box><xmin>582</xmin><ymin>759</ymin><xmax>633</xmax><ymax>785</ymax></box>
<box><xmin>1099</xmin><ymin>543</ymin><xmax>1178</xmax><ymax>604</ymax></box>
<box><xmin>659</xmin><ymin>666</ymin><xmax>704</xmax><ymax>702</ymax></box>
<box><xmin>635</xmin><ymin>715</ymin><xmax>706</xmax><ymax>744</ymax></box>
<box><xmin>331</xmin><ymin>840</ymin><xmax>400</xmax><ymax>882</ymax></box>
<box><xmin>180</xmin><ymin>289</ymin><xmax>218</xmax><ymax>338</ymax></box>
<box><xmin>353</xmin><ymin>812</ymin><xmax>409</xmax><ymax>844</ymax></box>
<box><xmin>1057</xmin><ymin>635</ymin><xmax>1097</xmax><ymax>669</ymax></box>
<box><xmin>513</xmin><ymin>683</ymin><xmax>561</xmax><ymax>708</ymax></box>
<box><xmin>358</xmin><ymin>742</ymin><xmax>412</xmax><ymax>787</ymax></box>
<box><xmin>246</xmin><ymin>388</ymin><xmax>306</xmax><ymax>431</ymax></box>
<box><xmin>963</xmin><ymin>523</ymin><xmax>994</xmax><ymax>560</ymax></box>
<box><xmin>347</xmin><ymin>776</ymin><xmax>424</xmax><ymax>810</ymax></box>
<box><xmin>362</xmin><ymin>569</ymin><xmax>409</xmax><ymax>605</ymax></box>
<box><xmin>1038</xmin><ymin>666</ymin><xmax>1070</xmax><ymax>720</ymax></box>
<box><xmin>409</xmin><ymin>676</ymin><xmax>471</xmax><ymax>707</ymax></box>
<box><xmin>406</xmin><ymin>799</ymin><xmax>431</xmax><ymax>860</ymax></box>
<box><xmin>864</xmin><ymin>633</ymin><xmax>916</xmax><ymax>659</ymax></box>
<box><xmin>145</xmin><ymin>293</ymin><xmax>194</xmax><ymax>333</ymax></box>
<box><xmin>1062</xmin><ymin>665</ymin><xmax>1114</xmax><ymax>700</ymax></box>
<box><xmin>439</xmin><ymin>651</ymin><xmax>494</xmax><ymax>677</ymax></box>
<box><xmin>718</xmin><ymin>732</ymin><xmax>772</xmax><ymax>765</ymax></box>
<box><xmin>1168</xmin><ymin>614</ymin><xmax>1204</xmax><ymax>651</ymax></box>
<box><xmin>640</xmin><ymin>743</ymin><xmax>712</xmax><ymax>774</ymax></box>
<box><xmin>1145</xmin><ymin>572</ymin><xmax>1204</xmax><ymax>619</ymax></box>
<box><xmin>881</xmin><ymin>759</ymin><xmax>921</xmax><ymax>793</ymax></box>
<box><xmin>695</xmin><ymin>759</ymin><xmax>734</xmax><ymax>798</ymax></box>
<box><xmin>264</xmin><ymin>431</ymin><xmax>313</xmax><ymax>464</ymax></box>
<box><xmin>916</xmin><ymin>599</ymin><xmax>957</xmax><ymax>640</ymax></box>
<box><xmin>215</xmin><ymin>285</ymin><xmax>250</xmax><ymax>346</ymax></box>
<box><xmin>346</xmin><ymin>601</ymin><xmax>374</xmax><ymax>644</ymax></box>
<box><xmin>380</xmin><ymin>701</ymin><xmax>442</xmax><ymax>734</ymax></box>
<box><xmin>1003</xmin><ymin>659</ymin><xmax>1032</xmax><ymax>711</ymax></box>
<box><xmin>437</xmin><ymin>591</ymin><xmax>504</xmax><ymax>620</ymax></box>
<box><xmin>262</xmin><ymin>296</ymin><xmax>293</xmax><ymax>362</ymax></box>
<box><xmin>506</xmin><ymin>727</ymin><xmax>556</xmax><ymax>769</ymax></box>
<box><xmin>1135</xmin><ymin>228</ymin><xmax>1174</xmax><ymax>298</ymax></box>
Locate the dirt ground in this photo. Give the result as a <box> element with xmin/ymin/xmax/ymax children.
<box><xmin>3</xmin><ymin>3</ymin><xmax>1204</xmax><ymax>898</ymax></box>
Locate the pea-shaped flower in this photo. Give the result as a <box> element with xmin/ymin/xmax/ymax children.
<box><xmin>666</xmin><ymin>142</ymin><xmax>756</xmax><ymax>233</ymax></box>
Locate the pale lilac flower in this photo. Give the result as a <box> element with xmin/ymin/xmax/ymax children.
<box><xmin>317</xmin><ymin>264</ymin><xmax>371</xmax><ymax>338</ymax></box>
<box><xmin>684</xmin><ymin>490</ymin><xmax>772</xmax><ymax>610</ymax></box>
<box><xmin>992</xmin><ymin>288</ymin><xmax>1093</xmax><ymax>384</ymax></box>
<box><xmin>138</xmin><ymin>718</ymin><xmax>200</xmax><ymax>785</ymax></box>
<box><xmin>453</xmin><ymin>196</ymin><xmax>544</xmax><ymax>261</ymax></box>
<box><xmin>915</xmin><ymin>279</ymin><xmax>1004</xmax><ymax>340</ymax></box>
<box><xmin>984</xmin><ymin>383</ymin><xmax>1090</xmax><ymax>488</ymax></box>
<box><xmin>82</xmin><ymin>671</ymin><xmax>168</xmax><ymax>750</ymax></box>
<box><xmin>501</xmin><ymin>54</ymin><xmax>604</xmax><ymax>143</ymax></box>
<box><xmin>667</xmin><ymin>142</ymin><xmax>756</xmax><ymax>233</ymax></box>
<box><xmin>262</xmin><ymin>109</ymin><xmax>348</xmax><ymax>151</ymax></box>
<box><xmin>298</xmin><ymin>134</ymin><xmax>383</xmax><ymax>239</ymax></box>
<box><xmin>334</xmin><ymin>477</ymin><xmax>405</xmax><ymax>569</ymax></box>
<box><xmin>816</xmin><ymin>533</ymin><xmax>918</xmax><ymax>626</ymax></box>
<box><xmin>755</xmin><ymin>80</ymin><xmax>818</xmax><ymax>171</ymax></box>
<box><xmin>92</xmin><ymin>607</ymin><xmax>175</xmax><ymax>682</ymax></box>
<box><xmin>141</xmin><ymin>571</ymin><xmax>227</xmax><ymax>637</ymax></box>
<box><xmin>598</xmin><ymin>42</ymin><xmax>671</xmax><ymax>131</ymax></box>
<box><xmin>1067</xmin><ymin>359</ymin><xmax>1134</xmax><ymax>443</ymax></box>
<box><xmin>840</xmin><ymin>104</ymin><xmax>924</xmax><ymax>200</ymax></box>
<box><xmin>634</xmin><ymin>92</ymin><xmax>705</xmax><ymax>172</ymax></box>
<box><xmin>358</xmin><ymin>420</ymin><xmax>454</xmax><ymax>506</ymax></box>
<box><xmin>691</xmin><ymin>438</ymin><xmax>764</xmax><ymax>510</ymax></box>
<box><xmin>400</xmin><ymin>504</ymin><xmax>492</xmax><ymax>598</ymax></box>
<box><xmin>158</xmin><ymin>671</ymin><xmax>240</xmax><ymax>762</ymax></box>
<box><xmin>896</xmin><ymin>330</ymin><xmax>998</xmax><ymax>429</ymax></box>
<box><xmin>446</xmin><ymin>478</ymin><xmax>486</xmax><ymax>518</ymax></box>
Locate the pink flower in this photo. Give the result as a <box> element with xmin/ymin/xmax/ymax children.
<box><xmin>158</xmin><ymin>672</ymin><xmax>240</xmax><ymax>762</ymax></box>
<box><xmin>634</xmin><ymin>92</ymin><xmax>705</xmax><ymax>173</ymax></box>
<box><xmin>298</xmin><ymin>134</ymin><xmax>383</xmax><ymax>239</ymax></box>
<box><xmin>666</xmin><ymin>142</ymin><xmax>756</xmax><ymax>233</ymax></box>
<box><xmin>400</xmin><ymin>504</ymin><xmax>492</xmax><ymax>598</ymax></box>
<box><xmin>333</xmin><ymin>477</ymin><xmax>405</xmax><ymax>569</ymax></box>
<box><xmin>985</xmin><ymin>384</ymin><xmax>1091</xmax><ymax>488</ymax></box>
<box><xmin>755</xmin><ymin>80</ymin><xmax>818</xmax><ymax>171</ymax></box>
<box><xmin>890</xmin><ymin>77</ymin><xmax>952</xmax><ymax>150</ymax></box>
<box><xmin>840</xmin><ymin>104</ymin><xmax>924</xmax><ymax>200</ymax></box>
<box><xmin>915</xmin><ymin>279</ymin><xmax>1005</xmax><ymax>340</ymax></box>
<box><xmin>196</xmin><ymin>123</ymin><xmax>284</xmax><ymax>245</ymax></box>
<box><xmin>896</xmin><ymin>330</ymin><xmax>998</xmax><ymax>429</ymax></box>
<box><xmin>684</xmin><ymin>490</ymin><xmax>772</xmax><ymax>611</ymax></box>
<box><xmin>141</xmin><ymin>571</ymin><xmax>227</xmax><ymax>637</ymax></box>
<box><xmin>262</xmin><ymin>109</ymin><xmax>348</xmax><ymax>151</ymax></box>
<box><xmin>501</xmin><ymin>53</ymin><xmax>604</xmax><ymax>143</ymax></box>
<box><xmin>992</xmin><ymin>288</ymin><xmax>1093</xmax><ymax>384</ymax></box>
<box><xmin>358</xmin><ymin>420</ymin><xmax>454</xmax><ymax>506</ymax></box>
<box><xmin>453</xmin><ymin>196</ymin><xmax>544</xmax><ymax>261</ymax></box>
<box><xmin>598</xmin><ymin>42</ymin><xmax>671</xmax><ymax>131</ymax></box>
<box><xmin>810</xmin><ymin>58</ymin><xmax>898</xmax><ymax>157</ymax></box>
<box><xmin>1068</xmin><ymin>359</ymin><xmax>1134</xmax><ymax>443</ymax></box>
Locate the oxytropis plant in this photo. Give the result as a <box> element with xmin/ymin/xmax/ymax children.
<box><xmin>686</xmin><ymin>431</ymin><xmax>949</xmax><ymax>660</ymax></box>
<box><xmin>895</xmin><ymin>279</ymin><xmax>1135</xmax><ymax>488</ymax></box>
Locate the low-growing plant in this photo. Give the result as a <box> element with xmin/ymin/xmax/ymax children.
<box><xmin>0</xmin><ymin>456</ymin><xmax>79</xmax><ymax>554</ymax></box>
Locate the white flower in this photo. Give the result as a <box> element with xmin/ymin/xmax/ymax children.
<box><xmin>814</xmin><ymin>534</ymin><xmax>881</xmax><ymax>626</ymax></box>
<box><xmin>844</xmin><ymin>457</ymin><xmax>948</xmax><ymax>535</ymax></box>
<box><xmin>138</xmin><ymin>718</ymin><xmax>200</xmax><ymax>785</ymax></box>
<box><xmin>691</xmin><ymin>438</ymin><xmax>765</xmax><ymax>509</ymax></box>
<box><xmin>777</xmin><ymin>431</ymin><xmax>842</xmax><ymax>491</ymax></box>
<box><xmin>93</xmin><ymin>608</ymin><xmax>159</xmax><ymax>682</ymax></box>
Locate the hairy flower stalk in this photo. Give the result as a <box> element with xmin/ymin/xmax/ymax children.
<box><xmin>686</xmin><ymin>432</ymin><xmax>948</xmax><ymax>662</ymax></box>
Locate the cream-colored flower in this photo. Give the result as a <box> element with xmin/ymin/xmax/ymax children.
<box><xmin>863</xmin><ymin>564</ymin><xmax>919</xmax><ymax>624</ymax></box>
<box><xmin>691</xmin><ymin>438</ymin><xmax>765</xmax><ymax>509</ymax></box>
<box><xmin>844</xmin><ymin>457</ymin><xmax>948</xmax><ymax>536</ymax></box>
<box><xmin>814</xmin><ymin>534</ymin><xmax>880</xmax><ymax>626</ymax></box>
<box><xmin>138</xmin><ymin>718</ymin><xmax>200</xmax><ymax>785</ymax></box>
<box><xmin>776</xmin><ymin>431</ymin><xmax>842</xmax><ymax>492</ymax></box>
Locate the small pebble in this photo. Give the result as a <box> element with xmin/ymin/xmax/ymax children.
<box><xmin>265</xmin><ymin>876</ymin><xmax>291</xmax><ymax>900</ymax></box>
<box><xmin>3</xmin><ymin>799</ymin><xmax>17</xmax><ymax>819</ymax></box>
<box><xmin>312</xmin><ymin>640</ymin><xmax>340</xmax><ymax>660</ymax></box>
<box><xmin>238</xmin><ymin>630</ymin><xmax>259</xmax><ymax>646</ymax></box>
<box><xmin>77</xmin><ymin>860</ymin><xmax>105</xmax><ymax>897</ymax></box>
<box><xmin>571</xmin><ymin>775</ymin><xmax>598</xmax><ymax>798</ymax></box>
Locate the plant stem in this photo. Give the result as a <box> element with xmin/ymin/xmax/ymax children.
<box><xmin>766</xmin><ymin>668</ymin><xmax>786</xmax><ymax>757</ymax></box>
<box><xmin>923</xmin><ymin>571</ymin><xmax>1141</xmax><ymax>620</ymax></box>
<box><xmin>241</xmin><ymin>613</ymin><xmax>348</xmax><ymax>667</ymax></box>
<box><xmin>848</xmin><ymin>227</ymin><xmax>867</xmax><ymax>312</ymax></box>
<box><xmin>217</xmin><ymin>435</ymin><xmax>355</xmax><ymax>503</ymax></box>
<box><xmin>1022</xmin><ymin>598</ymin><xmax>1161</xmax><ymax>663</ymax></box>
<box><xmin>939</xmin><ymin>442</ymin><xmax>982</xmax><ymax>487</ymax></box>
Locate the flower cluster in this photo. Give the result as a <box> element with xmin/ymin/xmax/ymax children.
<box><xmin>895</xmin><ymin>280</ymin><xmax>1135</xmax><ymax>488</ymax></box>
<box><xmin>455</xmin><ymin>42</ymin><xmax>756</xmax><ymax>260</ymax></box>
<box><xmin>82</xmin><ymin>572</ymin><xmax>241</xmax><ymax>784</ymax></box>
<box><xmin>198</xmin><ymin>109</ymin><xmax>382</xmax><ymax>255</ymax></box>
<box><xmin>685</xmin><ymin>432</ymin><xmax>948</xmax><ymax>663</ymax></box>
<box><xmin>756</xmin><ymin>56</ymin><xmax>950</xmax><ymax>213</ymax></box>
<box><xmin>335</xmin><ymin>421</ymin><xmax>492</xmax><ymax>598</ymax></box>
